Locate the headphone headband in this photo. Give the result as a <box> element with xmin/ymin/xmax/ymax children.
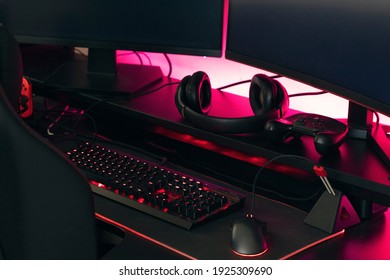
<box><xmin>175</xmin><ymin>71</ymin><xmax>289</xmax><ymax>134</ymax></box>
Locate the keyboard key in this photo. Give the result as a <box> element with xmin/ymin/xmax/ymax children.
<box><xmin>66</xmin><ymin>142</ymin><xmax>246</xmax><ymax>229</ymax></box>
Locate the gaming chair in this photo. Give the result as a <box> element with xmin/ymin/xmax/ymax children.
<box><xmin>0</xmin><ymin>23</ymin><xmax>98</xmax><ymax>259</ymax></box>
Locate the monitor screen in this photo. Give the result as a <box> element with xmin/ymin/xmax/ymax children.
<box><xmin>226</xmin><ymin>0</ymin><xmax>390</xmax><ymax>117</ymax></box>
<box><xmin>0</xmin><ymin>0</ymin><xmax>224</xmax><ymax>93</ymax></box>
<box><xmin>226</xmin><ymin>0</ymin><xmax>390</xmax><ymax>169</ymax></box>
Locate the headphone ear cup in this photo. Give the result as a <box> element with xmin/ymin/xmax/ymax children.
<box><xmin>175</xmin><ymin>75</ymin><xmax>191</xmax><ymax>117</ymax></box>
<box><xmin>185</xmin><ymin>71</ymin><xmax>212</xmax><ymax>114</ymax></box>
<box><xmin>272</xmin><ymin>79</ymin><xmax>290</xmax><ymax>117</ymax></box>
<box><xmin>249</xmin><ymin>74</ymin><xmax>289</xmax><ymax>119</ymax></box>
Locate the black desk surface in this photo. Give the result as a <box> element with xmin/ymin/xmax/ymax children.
<box><xmin>93</xmin><ymin>190</ymin><xmax>335</xmax><ymax>260</ymax></box>
<box><xmin>93</xmin><ymin>187</ymin><xmax>390</xmax><ymax>260</ymax></box>
<box><xmin>292</xmin><ymin>210</ymin><xmax>390</xmax><ymax>260</ymax></box>
<box><xmin>22</xmin><ymin>48</ymin><xmax>390</xmax><ymax>259</ymax></box>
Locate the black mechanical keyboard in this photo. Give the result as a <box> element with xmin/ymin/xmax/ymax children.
<box><xmin>65</xmin><ymin>141</ymin><xmax>245</xmax><ymax>229</ymax></box>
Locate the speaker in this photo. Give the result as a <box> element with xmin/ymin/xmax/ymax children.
<box><xmin>175</xmin><ymin>71</ymin><xmax>289</xmax><ymax>134</ymax></box>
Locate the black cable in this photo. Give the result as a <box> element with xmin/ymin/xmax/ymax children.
<box><xmin>38</xmin><ymin>81</ymin><xmax>180</xmax><ymax>144</ymax></box>
<box><xmin>250</xmin><ymin>154</ymin><xmax>321</xmax><ymax>216</ymax></box>
<box><xmin>150</xmin><ymin>144</ymin><xmax>323</xmax><ymax>204</ymax></box>
<box><xmin>372</xmin><ymin>110</ymin><xmax>380</xmax><ymax>125</ymax></box>
<box><xmin>35</xmin><ymin>100</ymin><xmax>94</xmax><ymax>138</ymax></box>
<box><xmin>133</xmin><ymin>52</ymin><xmax>144</xmax><ymax>65</ymax></box>
<box><xmin>44</xmin><ymin>107</ymin><xmax>98</xmax><ymax>139</ymax></box>
<box><xmin>163</xmin><ymin>53</ymin><xmax>173</xmax><ymax>78</ymax></box>
<box><xmin>216</xmin><ymin>74</ymin><xmax>282</xmax><ymax>91</ymax></box>
<box><xmin>217</xmin><ymin>79</ymin><xmax>251</xmax><ymax>91</ymax></box>
<box><xmin>215</xmin><ymin>74</ymin><xmax>329</xmax><ymax>98</ymax></box>
<box><xmin>288</xmin><ymin>90</ymin><xmax>327</xmax><ymax>98</ymax></box>
<box><xmin>138</xmin><ymin>52</ymin><xmax>152</xmax><ymax>66</ymax></box>
<box><xmin>254</xmin><ymin>179</ymin><xmax>323</xmax><ymax>203</ymax></box>
<box><xmin>117</xmin><ymin>51</ymin><xmax>143</xmax><ymax>65</ymax></box>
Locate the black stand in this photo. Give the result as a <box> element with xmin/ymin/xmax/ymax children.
<box><xmin>347</xmin><ymin>101</ymin><xmax>390</xmax><ymax>169</ymax></box>
<box><xmin>44</xmin><ymin>48</ymin><xmax>163</xmax><ymax>95</ymax></box>
<box><xmin>304</xmin><ymin>190</ymin><xmax>360</xmax><ymax>233</ymax></box>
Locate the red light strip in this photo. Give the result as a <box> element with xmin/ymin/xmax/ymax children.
<box><xmin>279</xmin><ymin>229</ymin><xmax>345</xmax><ymax>260</ymax></box>
<box><xmin>153</xmin><ymin>126</ymin><xmax>311</xmax><ymax>179</ymax></box>
<box><xmin>95</xmin><ymin>213</ymin><xmax>197</xmax><ymax>260</ymax></box>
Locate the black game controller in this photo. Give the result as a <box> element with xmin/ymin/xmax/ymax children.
<box><xmin>264</xmin><ymin>113</ymin><xmax>348</xmax><ymax>155</ymax></box>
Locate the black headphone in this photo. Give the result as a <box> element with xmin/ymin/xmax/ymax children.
<box><xmin>175</xmin><ymin>71</ymin><xmax>289</xmax><ymax>134</ymax></box>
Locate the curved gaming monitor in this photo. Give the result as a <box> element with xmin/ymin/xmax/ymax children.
<box><xmin>0</xmin><ymin>0</ymin><xmax>224</xmax><ymax>94</ymax></box>
<box><xmin>226</xmin><ymin>0</ymin><xmax>390</xmax><ymax>167</ymax></box>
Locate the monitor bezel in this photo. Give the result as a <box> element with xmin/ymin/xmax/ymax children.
<box><xmin>14</xmin><ymin>34</ymin><xmax>223</xmax><ymax>58</ymax></box>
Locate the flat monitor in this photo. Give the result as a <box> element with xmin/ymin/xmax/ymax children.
<box><xmin>226</xmin><ymin>0</ymin><xmax>390</xmax><ymax>168</ymax></box>
<box><xmin>0</xmin><ymin>0</ymin><xmax>224</xmax><ymax>94</ymax></box>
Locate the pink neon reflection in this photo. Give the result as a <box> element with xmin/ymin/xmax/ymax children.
<box><xmin>342</xmin><ymin>210</ymin><xmax>390</xmax><ymax>259</ymax></box>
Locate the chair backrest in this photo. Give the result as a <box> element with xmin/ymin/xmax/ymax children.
<box><xmin>0</xmin><ymin>23</ymin><xmax>23</xmax><ymax>112</ymax></box>
<box><xmin>0</xmin><ymin>23</ymin><xmax>98</xmax><ymax>259</ymax></box>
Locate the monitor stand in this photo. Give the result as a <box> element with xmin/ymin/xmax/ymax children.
<box><xmin>347</xmin><ymin>101</ymin><xmax>390</xmax><ymax>218</ymax></box>
<box><xmin>44</xmin><ymin>48</ymin><xmax>163</xmax><ymax>95</ymax></box>
<box><xmin>347</xmin><ymin>101</ymin><xmax>390</xmax><ymax>168</ymax></box>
